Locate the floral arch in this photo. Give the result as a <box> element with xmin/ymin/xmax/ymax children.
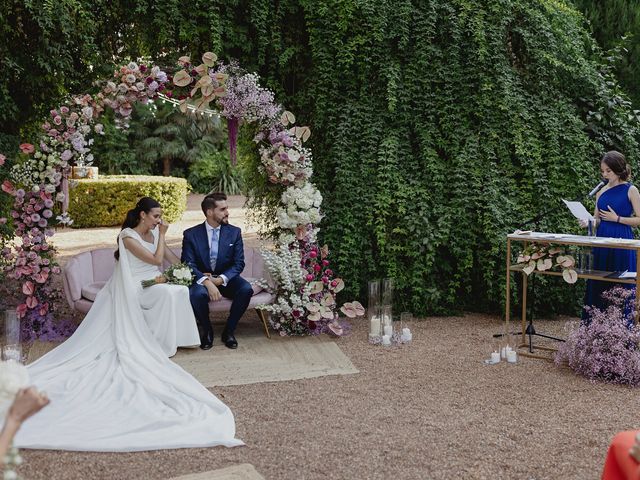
<box><xmin>0</xmin><ymin>52</ymin><xmax>363</xmax><ymax>341</ymax></box>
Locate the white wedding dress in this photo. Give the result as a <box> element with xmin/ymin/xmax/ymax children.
<box><xmin>124</xmin><ymin>227</ymin><xmax>200</xmax><ymax>357</ymax></box>
<box><xmin>13</xmin><ymin>228</ymin><xmax>243</xmax><ymax>451</ymax></box>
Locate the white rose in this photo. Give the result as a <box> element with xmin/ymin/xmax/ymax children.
<box><xmin>0</xmin><ymin>360</ymin><xmax>30</xmax><ymax>419</ymax></box>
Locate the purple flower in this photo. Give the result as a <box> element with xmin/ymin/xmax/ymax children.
<box><xmin>556</xmin><ymin>287</ymin><xmax>640</xmax><ymax>386</ymax></box>
<box><xmin>31</xmin><ymin>213</ymin><xmax>40</xmax><ymax>222</ymax></box>
<box><xmin>42</xmin><ymin>209</ymin><xmax>53</xmax><ymax>218</ymax></box>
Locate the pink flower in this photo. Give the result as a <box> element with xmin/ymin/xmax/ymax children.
<box><xmin>31</xmin><ymin>213</ymin><xmax>41</xmax><ymax>222</ymax></box>
<box><xmin>34</xmin><ymin>271</ymin><xmax>49</xmax><ymax>283</ymax></box>
<box><xmin>0</xmin><ymin>154</ymin><xmax>5</xmax><ymax>166</ymax></box>
<box><xmin>309</xmin><ymin>250</ymin><xmax>318</xmax><ymax>258</ymax></box>
<box><xmin>42</xmin><ymin>209</ymin><xmax>52</xmax><ymax>218</ymax></box>
<box><xmin>325</xmin><ymin>269</ymin><xmax>333</xmax><ymax>276</ymax></box>
<box><xmin>313</xmin><ymin>264</ymin><xmax>321</xmax><ymax>272</ymax></box>
<box><xmin>44</xmin><ymin>199</ymin><xmax>54</xmax><ymax>208</ymax></box>
<box><xmin>26</xmin><ymin>296</ymin><xmax>38</xmax><ymax>309</ymax></box>
<box><xmin>322</xmin><ymin>259</ymin><xmax>330</xmax><ymax>266</ymax></box>
<box><xmin>305</xmin><ymin>274</ymin><xmax>314</xmax><ymax>282</ymax></box>
<box><xmin>38</xmin><ymin>219</ymin><xmax>48</xmax><ymax>228</ymax></box>
<box><xmin>23</xmin><ymin>281</ymin><xmax>34</xmax><ymax>295</ymax></box>
<box><xmin>16</xmin><ymin>304</ymin><xmax>27</xmax><ymax>318</ymax></box>
<box><xmin>0</xmin><ymin>218</ymin><xmax>6</xmax><ymax>225</ymax></box>
<box><xmin>19</xmin><ymin>143</ymin><xmax>35</xmax><ymax>154</ymax></box>
<box><xmin>1</xmin><ymin>179</ymin><xmax>15</xmax><ymax>194</ymax></box>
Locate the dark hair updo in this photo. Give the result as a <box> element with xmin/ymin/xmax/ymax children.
<box><xmin>114</xmin><ymin>197</ymin><xmax>161</xmax><ymax>260</ymax></box>
<box><xmin>601</xmin><ymin>150</ymin><xmax>631</xmax><ymax>181</ymax></box>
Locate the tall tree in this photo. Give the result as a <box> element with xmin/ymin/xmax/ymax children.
<box><xmin>573</xmin><ymin>0</ymin><xmax>640</xmax><ymax>107</ymax></box>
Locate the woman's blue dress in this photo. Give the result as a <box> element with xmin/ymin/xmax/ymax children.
<box><xmin>583</xmin><ymin>183</ymin><xmax>636</xmax><ymax>318</ymax></box>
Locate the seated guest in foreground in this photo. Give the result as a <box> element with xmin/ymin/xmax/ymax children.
<box><xmin>182</xmin><ymin>192</ymin><xmax>253</xmax><ymax>350</ymax></box>
<box><xmin>581</xmin><ymin>151</ymin><xmax>640</xmax><ymax>322</ymax></box>
<box><xmin>0</xmin><ymin>388</ymin><xmax>49</xmax><ymax>462</ymax></box>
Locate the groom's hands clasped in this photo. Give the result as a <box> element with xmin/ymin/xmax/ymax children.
<box><xmin>204</xmin><ymin>278</ymin><xmax>222</xmax><ymax>302</ymax></box>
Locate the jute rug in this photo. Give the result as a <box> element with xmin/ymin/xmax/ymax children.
<box><xmin>167</xmin><ymin>464</ymin><xmax>265</xmax><ymax>480</ymax></box>
<box><xmin>26</xmin><ymin>333</ymin><xmax>359</xmax><ymax>387</ymax></box>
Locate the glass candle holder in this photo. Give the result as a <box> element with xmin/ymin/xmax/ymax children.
<box><xmin>367</xmin><ymin>280</ymin><xmax>381</xmax><ymax>339</ymax></box>
<box><xmin>4</xmin><ymin>309</ymin><xmax>20</xmax><ymax>346</ymax></box>
<box><xmin>2</xmin><ymin>344</ymin><xmax>22</xmax><ymax>363</ymax></box>
<box><xmin>382</xmin><ymin>277</ymin><xmax>394</xmax><ymax>307</ymax></box>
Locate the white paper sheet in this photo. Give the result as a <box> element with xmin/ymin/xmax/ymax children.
<box><xmin>620</xmin><ymin>271</ymin><xmax>637</xmax><ymax>279</ymax></box>
<box><xmin>562</xmin><ymin>199</ymin><xmax>595</xmax><ymax>222</ymax></box>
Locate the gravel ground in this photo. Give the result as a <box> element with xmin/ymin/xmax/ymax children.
<box><xmin>17</xmin><ymin>314</ymin><xmax>635</xmax><ymax>480</ymax></box>
<box><xmin>12</xmin><ymin>195</ymin><xmax>636</xmax><ymax>479</ymax></box>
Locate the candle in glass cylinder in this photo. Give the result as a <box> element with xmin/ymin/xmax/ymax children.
<box><xmin>383</xmin><ymin>325</ymin><xmax>393</xmax><ymax>337</ymax></box>
<box><xmin>382</xmin><ymin>335</ymin><xmax>391</xmax><ymax>346</ymax></box>
<box><xmin>369</xmin><ymin>316</ymin><xmax>381</xmax><ymax>337</ymax></box>
<box><xmin>506</xmin><ymin>350</ymin><xmax>517</xmax><ymax>363</ymax></box>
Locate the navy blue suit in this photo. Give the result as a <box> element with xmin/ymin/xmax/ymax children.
<box><xmin>181</xmin><ymin>222</ymin><xmax>253</xmax><ymax>340</ymax></box>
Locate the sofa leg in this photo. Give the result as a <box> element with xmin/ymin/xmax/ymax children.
<box><xmin>256</xmin><ymin>309</ymin><xmax>271</xmax><ymax>339</ymax></box>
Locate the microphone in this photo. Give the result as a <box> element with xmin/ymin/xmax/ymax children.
<box><xmin>588</xmin><ymin>178</ymin><xmax>608</xmax><ymax>197</ymax></box>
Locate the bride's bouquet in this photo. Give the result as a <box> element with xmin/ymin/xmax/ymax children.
<box><xmin>142</xmin><ymin>262</ymin><xmax>194</xmax><ymax>288</ymax></box>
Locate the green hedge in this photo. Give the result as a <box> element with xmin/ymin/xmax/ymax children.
<box><xmin>67</xmin><ymin>175</ymin><xmax>188</xmax><ymax>228</ymax></box>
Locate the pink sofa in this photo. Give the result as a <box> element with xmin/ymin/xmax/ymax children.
<box><xmin>62</xmin><ymin>246</ymin><xmax>274</xmax><ymax>338</ymax></box>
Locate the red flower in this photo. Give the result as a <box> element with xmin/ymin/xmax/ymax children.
<box><xmin>26</xmin><ymin>296</ymin><xmax>38</xmax><ymax>308</ymax></box>
<box><xmin>19</xmin><ymin>143</ymin><xmax>35</xmax><ymax>154</ymax></box>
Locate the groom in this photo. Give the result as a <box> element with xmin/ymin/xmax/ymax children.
<box><xmin>182</xmin><ymin>192</ymin><xmax>253</xmax><ymax>350</ymax></box>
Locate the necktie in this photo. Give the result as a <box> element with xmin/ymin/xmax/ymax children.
<box><xmin>210</xmin><ymin>227</ymin><xmax>219</xmax><ymax>272</ymax></box>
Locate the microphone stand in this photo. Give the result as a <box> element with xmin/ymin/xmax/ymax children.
<box><xmin>498</xmin><ymin>181</ymin><xmax>606</xmax><ymax>351</ymax></box>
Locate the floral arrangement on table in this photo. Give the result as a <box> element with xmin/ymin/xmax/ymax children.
<box><xmin>141</xmin><ymin>263</ymin><xmax>194</xmax><ymax>288</ymax></box>
<box><xmin>0</xmin><ymin>51</ymin><xmax>361</xmax><ymax>340</ymax></box>
<box><xmin>515</xmin><ymin>243</ymin><xmax>578</xmax><ymax>284</ymax></box>
<box><xmin>555</xmin><ymin>287</ymin><xmax>640</xmax><ymax>386</ymax></box>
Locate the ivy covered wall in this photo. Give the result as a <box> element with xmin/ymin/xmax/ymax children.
<box><xmin>297</xmin><ymin>0</ymin><xmax>640</xmax><ymax>316</ymax></box>
<box><xmin>3</xmin><ymin>0</ymin><xmax>639</xmax><ymax>316</ymax></box>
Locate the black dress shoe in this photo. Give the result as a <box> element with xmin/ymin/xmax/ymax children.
<box><xmin>200</xmin><ymin>331</ymin><xmax>214</xmax><ymax>350</ymax></box>
<box><xmin>221</xmin><ymin>332</ymin><xmax>238</xmax><ymax>349</ymax></box>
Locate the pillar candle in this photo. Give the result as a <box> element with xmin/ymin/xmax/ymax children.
<box><xmin>490</xmin><ymin>351</ymin><xmax>500</xmax><ymax>364</ymax></box>
<box><xmin>382</xmin><ymin>334</ymin><xmax>391</xmax><ymax>346</ymax></box>
<box><xmin>507</xmin><ymin>350</ymin><xmax>517</xmax><ymax>363</ymax></box>
<box><xmin>370</xmin><ymin>316</ymin><xmax>381</xmax><ymax>336</ymax></box>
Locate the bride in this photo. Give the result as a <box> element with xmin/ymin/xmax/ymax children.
<box><xmin>14</xmin><ymin>197</ymin><xmax>243</xmax><ymax>451</ymax></box>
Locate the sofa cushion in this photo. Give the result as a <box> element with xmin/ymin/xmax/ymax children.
<box><xmin>81</xmin><ymin>281</ymin><xmax>107</xmax><ymax>301</ymax></box>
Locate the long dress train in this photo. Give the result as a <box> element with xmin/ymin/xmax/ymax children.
<box><xmin>13</xmin><ymin>229</ymin><xmax>243</xmax><ymax>451</ymax></box>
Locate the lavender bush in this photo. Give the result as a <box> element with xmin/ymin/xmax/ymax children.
<box><xmin>555</xmin><ymin>286</ymin><xmax>640</xmax><ymax>386</ymax></box>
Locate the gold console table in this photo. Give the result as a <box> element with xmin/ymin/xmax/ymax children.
<box><xmin>505</xmin><ymin>232</ymin><xmax>640</xmax><ymax>360</ymax></box>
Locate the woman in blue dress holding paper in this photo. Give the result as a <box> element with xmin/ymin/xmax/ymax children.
<box><xmin>583</xmin><ymin>151</ymin><xmax>640</xmax><ymax>320</ymax></box>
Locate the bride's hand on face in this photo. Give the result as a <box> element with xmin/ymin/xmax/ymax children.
<box><xmin>158</xmin><ymin>220</ymin><xmax>169</xmax><ymax>236</ymax></box>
